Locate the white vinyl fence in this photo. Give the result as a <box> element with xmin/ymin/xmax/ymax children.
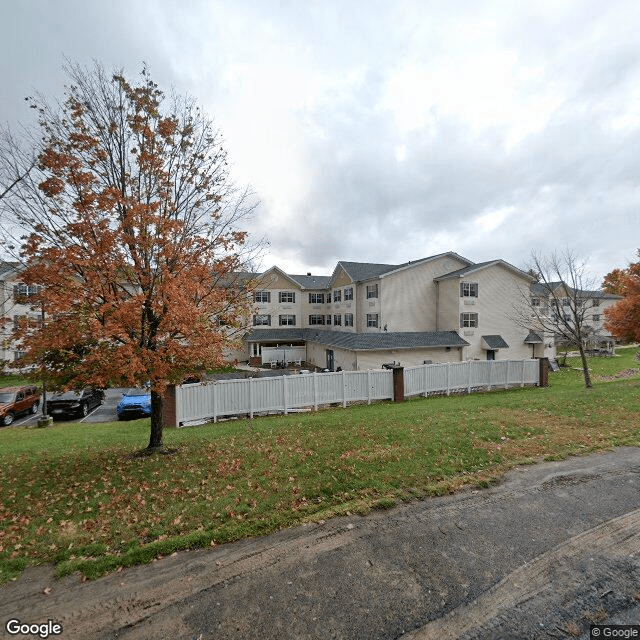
<box><xmin>176</xmin><ymin>369</ymin><xmax>394</xmax><ymax>426</ymax></box>
<box><xmin>173</xmin><ymin>359</ymin><xmax>540</xmax><ymax>426</ymax></box>
<box><xmin>261</xmin><ymin>346</ymin><xmax>306</xmax><ymax>366</ymax></box>
<box><xmin>404</xmin><ymin>359</ymin><xmax>539</xmax><ymax>398</ymax></box>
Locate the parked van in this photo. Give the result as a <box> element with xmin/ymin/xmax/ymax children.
<box><xmin>0</xmin><ymin>385</ymin><xmax>41</xmax><ymax>426</ymax></box>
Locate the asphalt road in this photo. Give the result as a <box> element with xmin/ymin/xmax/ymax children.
<box><xmin>2</xmin><ymin>447</ymin><xmax>639</xmax><ymax>639</ymax></box>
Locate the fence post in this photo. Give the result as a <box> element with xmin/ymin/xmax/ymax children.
<box><xmin>212</xmin><ymin>383</ymin><xmax>218</xmax><ymax>423</ymax></box>
<box><xmin>367</xmin><ymin>370</ymin><xmax>372</xmax><ymax>405</ymax></box>
<box><xmin>538</xmin><ymin>357</ymin><xmax>549</xmax><ymax>387</ymax></box>
<box><xmin>163</xmin><ymin>385</ymin><xmax>177</xmax><ymax>428</ymax></box>
<box><xmin>423</xmin><ymin>363</ymin><xmax>428</xmax><ymax>397</ymax></box>
<box><xmin>488</xmin><ymin>360</ymin><xmax>493</xmax><ymax>391</ymax></box>
<box><xmin>342</xmin><ymin>370</ymin><xmax>347</xmax><ymax>408</ymax></box>
<box><xmin>249</xmin><ymin>377</ymin><xmax>254</xmax><ymax>420</ymax></box>
<box><xmin>446</xmin><ymin>362</ymin><xmax>451</xmax><ymax>396</ymax></box>
<box><xmin>283</xmin><ymin>375</ymin><xmax>288</xmax><ymax>415</ymax></box>
<box><xmin>313</xmin><ymin>372</ymin><xmax>318</xmax><ymax>411</ymax></box>
<box><xmin>505</xmin><ymin>360</ymin><xmax>510</xmax><ymax>389</ymax></box>
<box><xmin>467</xmin><ymin>360</ymin><xmax>472</xmax><ymax>394</ymax></box>
<box><xmin>392</xmin><ymin>366</ymin><xmax>404</xmax><ymax>402</ymax></box>
<box><xmin>521</xmin><ymin>360</ymin><xmax>526</xmax><ymax>388</ymax></box>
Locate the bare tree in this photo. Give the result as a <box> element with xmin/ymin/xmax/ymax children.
<box><xmin>0</xmin><ymin>129</ymin><xmax>35</xmax><ymax>201</ymax></box>
<box><xmin>515</xmin><ymin>250</ymin><xmax>602</xmax><ymax>389</ymax></box>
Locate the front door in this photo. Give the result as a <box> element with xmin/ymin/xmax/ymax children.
<box><xmin>326</xmin><ymin>349</ymin><xmax>334</xmax><ymax>371</ymax></box>
<box><xmin>486</xmin><ymin>350</ymin><xmax>496</xmax><ymax>361</ymax></box>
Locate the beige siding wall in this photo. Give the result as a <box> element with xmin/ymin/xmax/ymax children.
<box><xmin>306</xmin><ymin>341</ymin><xmax>357</xmax><ymax>371</ymax></box>
<box><xmin>302</xmin><ymin>290</ymin><xmax>331</xmax><ymax>328</ymax></box>
<box><xmin>355</xmin><ymin>347</ymin><xmax>464</xmax><ymax>370</ymax></box>
<box><xmin>455</xmin><ymin>267</ymin><xmax>533</xmax><ymax>361</ymax></box>
<box><xmin>437</xmin><ymin>279</ymin><xmax>462</xmax><ymax>332</ymax></box>
<box><xmin>380</xmin><ymin>256</ymin><xmax>469</xmax><ymax>332</ymax></box>
<box><xmin>356</xmin><ymin>281</ymin><xmax>381</xmax><ymax>332</ymax></box>
<box><xmin>253</xmin><ymin>272</ymin><xmax>302</xmax><ymax>329</ymax></box>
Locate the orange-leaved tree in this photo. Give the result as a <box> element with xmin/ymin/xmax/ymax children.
<box><xmin>7</xmin><ymin>62</ymin><xmax>257</xmax><ymax>449</ymax></box>
<box><xmin>603</xmin><ymin>251</ymin><xmax>640</xmax><ymax>343</ymax></box>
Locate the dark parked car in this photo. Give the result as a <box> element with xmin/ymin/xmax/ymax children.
<box><xmin>117</xmin><ymin>390</ymin><xmax>152</xmax><ymax>420</ymax></box>
<box><xmin>0</xmin><ymin>385</ymin><xmax>41</xmax><ymax>426</ymax></box>
<box><xmin>47</xmin><ymin>389</ymin><xmax>104</xmax><ymax>419</ymax></box>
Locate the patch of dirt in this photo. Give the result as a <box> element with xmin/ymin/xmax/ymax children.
<box><xmin>596</xmin><ymin>368</ymin><xmax>640</xmax><ymax>381</ymax></box>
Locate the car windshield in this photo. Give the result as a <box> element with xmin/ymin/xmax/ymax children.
<box><xmin>0</xmin><ymin>392</ymin><xmax>14</xmax><ymax>404</ymax></box>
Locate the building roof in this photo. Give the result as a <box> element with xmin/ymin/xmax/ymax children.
<box><xmin>0</xmin><ymin>261</ymin><xmax>21</xmax><ymax>279</ymax></box>
<box><xmin>481</xmin><ymin>335</ymin><xmax>510</xmax><ymax>349</ymax></box>
<box><xmin>524</xmin><ymin>330</ymin><xmax>543</xmax><ymax>344</ymax></box>
<box><xmin>244</xmin><ymin>328</ymin><xmax>469</xmax><ymax>351</ymax></box>
<box><xmin>434</xmin><ymin>259</ymin><xmax>534</xmax><ymax>283</ymax></box>
<box><xmin>530</xmin><ymin>281</ymin><xmax>622</xmax><ymax>299</ymax></box>
<box><xmin>288</xmin><ymin>274</ymin><xmax>332</xmax><ymax>289</ymax></box>
<box><xmin>332</xmin><ymin>252</ymin><xmax>474</xmax><ymax>285</ymax></box>
<box><xmin>335</xmin><ymin>261</ymin><xmax>400</xmax><ymax>283</ymax></box>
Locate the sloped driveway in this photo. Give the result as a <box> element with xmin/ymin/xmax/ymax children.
<box><xmin>2</xmin><ymin>448</ymin><xmax>639</xmax><ymax>639</ymax></box>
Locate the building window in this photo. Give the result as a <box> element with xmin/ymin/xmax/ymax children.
<box><xmin>344</xmin><ymin>313</ymin><xmax>354</xmax><ymax>327</ymax></box>
<box><xmin>344</xmin><ymin>287</ymin><xmax>353</xmax><ymax>301</ymax></box>
<box><xmin>253</xmin><ymin>314</ymin><xmax>271</xmax><ymax>326</ymax></box>
<box><xmin>279</xmin><ymin>292</ymin><xmax>295</xmax><ymax>303</ymax></box>
<box><xmin>333</xmin><ymin>314</ymin><xmax>342</xmax><ymax>326</ymax></box>
<box><xmin>14</xmin><ymin>350</ymin><xmax>26</xmax><ymax>360</ymax></box>
<box><xmin>279</xmin><ymin>314</ymin><xmax>296</xmax><ymax>326</ymax></box>
<box><xmin>366</xmin><ymin>313</ymin><xmax>379</xmax><ymax>327</ymax></box>
<box><xmin>254</xmin><ymin>290</ymin><xmax>271</xmax><ymax>303</ymax></box>
<box><xmin>460</xmin><ymin>312</ymin><xmax>478</xmax><ymax>328</ymax></box>
<box><xmin>460</xmin><ymin>282</ymin><xmax>478</xmax><ymax>298</ymax></box>
<box><xmin>13</xmin><ymin>284</ymin><xmax>40</xmax><ymax>299</ymax></box>
<box><xmin>593</xmin><ymin>314</ymin><xmax>601</xmax><ymax>322</ymax></box>
<box><xmin>562</xmin><ymin>297</ymin><xmax>570</xmax><ymax>306</ymax></box>
<box><xmin>308</xmin><ymin>315</ymin><xmax>325</xmax><ymax>325</ymax></box>
<box><xmin>531</xmin><ymin>297</ymin><xmax>540</xmax><ymax>307</ymax></box>
<box><xmin>326</xmin><ymin>314</ymin><xmax>332</xmax><ymax>325</ymax></box>
<box><xmin>592</xmin><ymin>298</ymin><xmax>600</xmax><ymax>307</ymax></box>
<box><xmin>333</xmin><ymin>289</ymin><xmax>341</xmax><ymax>302</ymax></box>
<box><xmin>309</xmin><ymin>293</ymin><xmax>325</xmax><ymax>304</ymax></box>
<box><xmin>366</xmin><ymin>284</ymin><xmax>379</xmax><ymax>299</ymax></box>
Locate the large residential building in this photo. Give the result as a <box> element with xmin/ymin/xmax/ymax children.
<box><xmin>2</xmin><ymin>253</ymin><xmax>622</xmax><ymax>372</ymax></box>
<box><xmin>1</xmin><ymin>261</ymin><xmax>42</xmax><ymax>367</ymax></box>
<box><xmin>244</xmin><ymin>252</ymin><xmax>562</xmax><ymax>371</ymax></box>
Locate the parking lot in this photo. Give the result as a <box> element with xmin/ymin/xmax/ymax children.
<box><xmin>9</xmin><ymin>388</ymin><xmax>144</xmax><ymax>427</ymax></box>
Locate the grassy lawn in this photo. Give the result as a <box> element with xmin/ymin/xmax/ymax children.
<box><xmin>1</xmin><ymin>347</ymin><xmax>639</xmax><ymax>584</ymax></box>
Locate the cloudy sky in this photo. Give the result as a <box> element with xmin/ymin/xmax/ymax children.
<box><xmin>2</xmin><ymin>0</ymin><xmax>639</xmax><ymax>283</ymax></box>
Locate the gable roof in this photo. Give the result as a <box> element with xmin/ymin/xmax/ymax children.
<box><xmin>0</xmin><ymin>261</ymin><xmax>21</xmax><ymax>279</ymax></box>
<box><xmin>530</xmin><ymin>281</ymin><xmax>622</xmax><ymax>299</ymax></box>
<box><xmin>256</xmin><ymin>266</ymin><xmax>305</xmax><ymax>289</ymax></box>
<box><xmin>330</xmin><ymin>252</ymin><xmax>474</xmax><ymax>286</ymax></box>
<box><xmin>333</xmin><ymin>261</ymin><xmax>399</xmax><ymax>284</ymax></box>
<box><xmin>434</xmin><ymin>259</ymin><xmax>534</xmax><ymax>283</ymax></box>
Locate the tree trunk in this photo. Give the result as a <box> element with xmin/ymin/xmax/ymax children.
<box><xmin>148</xmin><ymin>388</ymin><xmax>164</xmax><ymax>449</ymax></box>
<box><xmin>577</xmin><ymin>343</ymin><xmax>593</xmax><ymax>389</ymax></box>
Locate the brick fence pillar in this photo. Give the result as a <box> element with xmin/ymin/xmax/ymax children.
<box><xmin>392</xmin><ymin>366</ymin><xmax>405</xmax><ymax>402</ymax></box>
<box><xmin>163</xmin><ymin>385</ymin><xmax>177</xmax><ymax>428</ymax></box>
<box><xmin>538</xmin><ymin>357</ymin><xmax>549</xmax><ymax>388</ymax></box>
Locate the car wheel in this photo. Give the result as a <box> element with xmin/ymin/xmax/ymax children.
<box><xmin>31</xmin><ymin>402</ymin><xmax>40</xmax><ymax>414</ymax></box>
<box><xmin>81</xmin><ymin>403</ymin><xmax>89</xmax><ymax>417</ymax></box>
<box><xmin>2</xmin><ymin>412</ymin><xmax>15</xmax><ymax>426</ymax></box>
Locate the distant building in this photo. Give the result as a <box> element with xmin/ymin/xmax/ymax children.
<box><xmin>243</xmin><ymin>251</ymin><xmax>559</xmax><ymax>371</ymax></box>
